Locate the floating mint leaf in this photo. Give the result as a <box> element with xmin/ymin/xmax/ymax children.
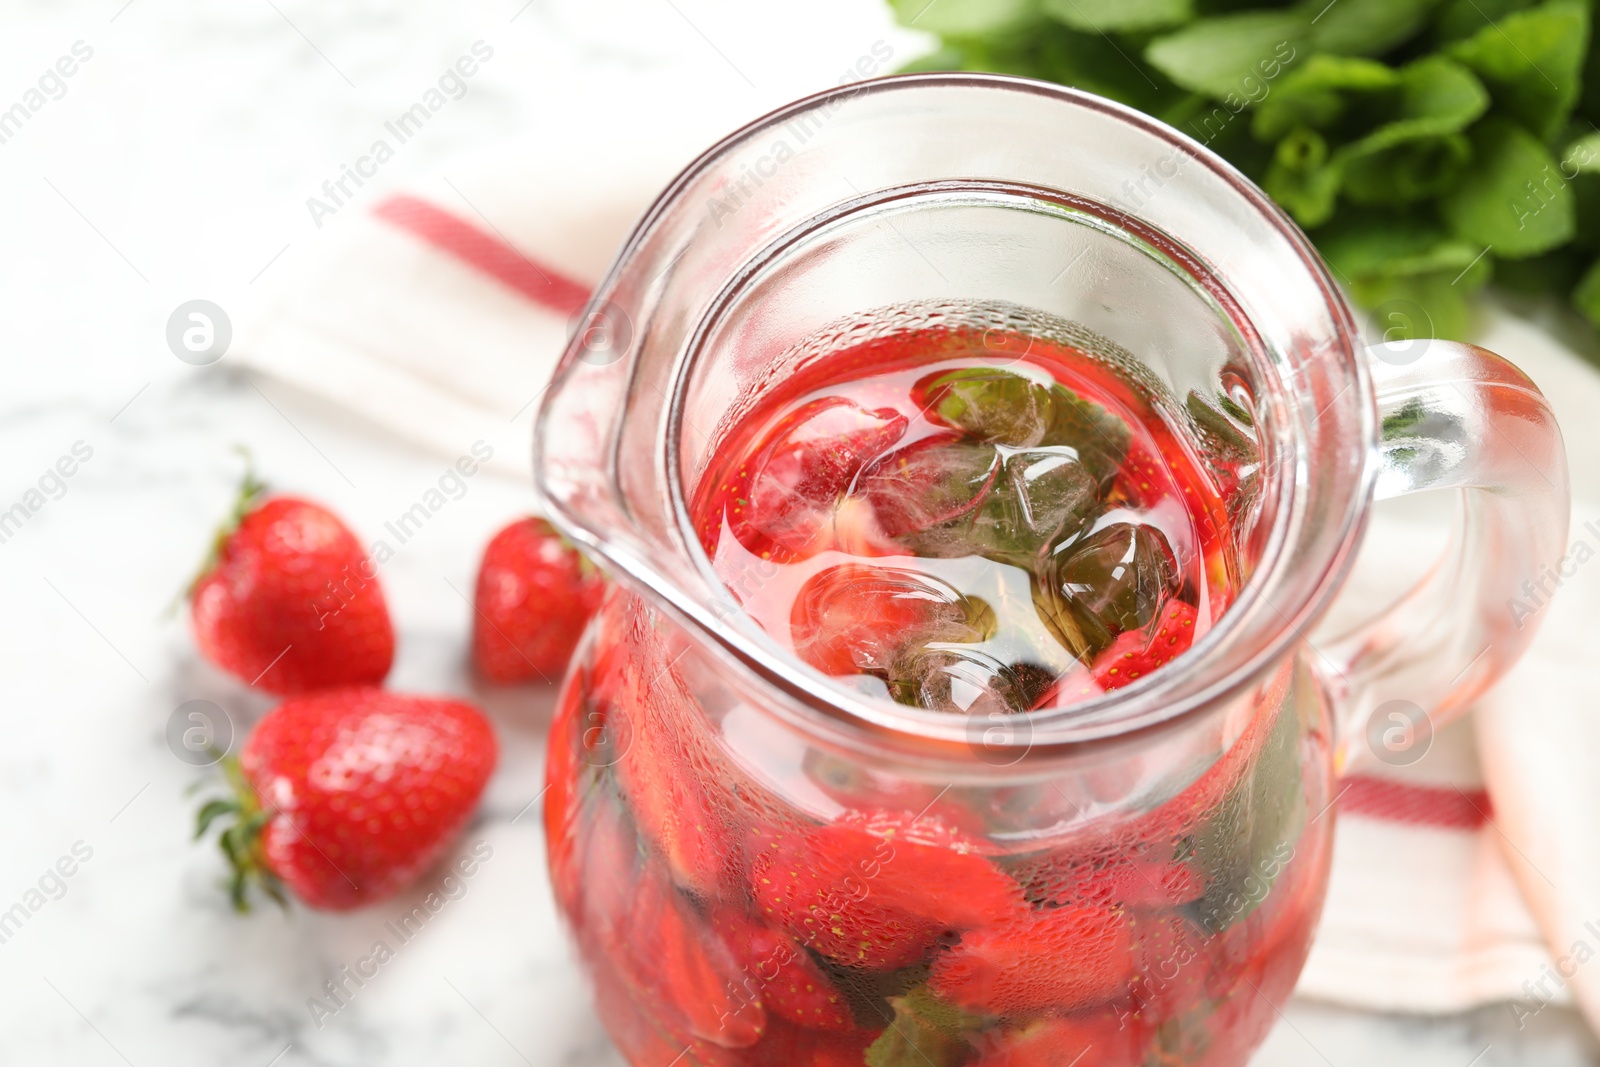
<box><xmin>864</xmin><ymin>986</ymin><xmax>982</xmax><ymax>1067</ymax></box>
<box><xmin>1041</xmin><ymin>383</ymin><xmax>1131</xmax><ymax>489</ymax></box>
<box><xmin>862</xmin><ymin>435</ymin><xmax>1000</xmax><ymax>552</ymax></box>
<box><xmin>918</xmin><ymin>368</ymin><xmax>1055</xmax><ymax>448</ymax></box>
<box><xmin>890</xmin><ymin>646</ymin><xmax>1056</xmax><ymax>715</ymax></box>
<box><xmin>970</xmin><ymin>447</ymin><xmax>1100</xmax><ymax>565</ymax></box>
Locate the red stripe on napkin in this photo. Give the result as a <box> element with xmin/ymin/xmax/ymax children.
<box><xmin>1339</xmin><ymin>775</ymin><xmax>1492</xmax><ymax>830</ymax></box>
<box><xmin>372</xmin><ymin>194</ymin><xmax>593</xmax><ymax>317</ymax></box>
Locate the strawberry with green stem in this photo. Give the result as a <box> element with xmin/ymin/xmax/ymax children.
<box><xmin>187</xmin><ymin>450</ymin><xmax>394</xmax><ymax>694</ymax></box>
<box><xmin>195</xmin><ymin>687</ymin><xmax>497</xmax><ymax>911</ymax></box>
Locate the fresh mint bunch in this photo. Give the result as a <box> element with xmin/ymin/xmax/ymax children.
<box><xmin>892</xmin><ymin>0</ymin><xmax>1600</xmax><ymax>342</ymax></box>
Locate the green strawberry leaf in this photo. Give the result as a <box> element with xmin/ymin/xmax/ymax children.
<box><xmin>1440</xmin><ymin>118</ymin><xmax>1575</xmax><ymax>258</ymax></box>
<box><xmin>1448</xmin><ymin>1</ymin><xmax>1588</xmax><ymax>141</ymax></box>
<box><xmin>1145</xmin><ymin>12</ymin><xmax>1307</xmax><ymax>100</ymax></box>
<box><xmin>865</xmin><ymin>986</ymin><xmax>983</xmax><ymax>1067</ymax></box>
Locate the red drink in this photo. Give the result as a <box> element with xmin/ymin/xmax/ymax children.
<box><xmin>694</xmin><ymin>324</ymin><xmax>1240</xmax><ymax>713</ymax></box>
<box><xmin>546</xmin><ymin>323</ymin><xmax>1329</xmax><ymax>1066</ymax></box>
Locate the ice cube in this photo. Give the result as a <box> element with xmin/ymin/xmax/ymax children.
<box><xmin>859</xmin><ymin>434</ymin><xmax>1000</xmax><ymax>553</ymax></box>
<box><xmin>729</xmin><ymin>397</ymin><xmax>907</xmax><ymax>560</ymax></box>
<box><xmin>888</xmin><ymin>645</ymin><xmax>1057</xmax><ymax>716</ymax></box>
<box><xmin>789</xmin><ymin>563</ymin><xmax>996</xmax><ymax>677</ymax></box>
<box><xmin>970</xmin><ymin>447</ymin><xmax>1099</xmax><ymax>565</ymax></box>
<box><xmin>1034</xmin><ymin>522</ymin><xmax>1181</xmax><ymax>657</ymax></box>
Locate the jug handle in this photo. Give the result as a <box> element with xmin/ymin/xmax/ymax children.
<box><xmin>1320</xmin><ymin>339</ymin><xmax>1570</xmax><ymax>772</ymax></box>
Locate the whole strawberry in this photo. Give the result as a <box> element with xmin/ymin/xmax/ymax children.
<box><xmin>472</xmin><ymin>517</ymin><xmax>604</xmax><ymax>683</ymax></box>
<box><xmin>188</xmin><ymin>462</ymin><xmax>393</xmax><ymax>694</ymax></box>
<box><xmin>196</xmin><ymin>688</ymin><xmax>497</xmax><ymax>910</ymax></box>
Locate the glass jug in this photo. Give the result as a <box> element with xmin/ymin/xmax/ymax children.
<box><xmin>533</xmin><ymin>74</ymin><xmax>1570</xmax><ymax>1067</ymax></box>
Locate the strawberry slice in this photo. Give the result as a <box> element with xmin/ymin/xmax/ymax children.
<box><xmin>611</xmin><ymin>864</ymin><xmax>767</xmax><ymax>1049</ymax></box>
<box><xmin>1125</xmin><ymin>909</ymin><xmax>1212</xmax><ymax>1019</ymax></box>
<box><xmin>929</xmin><ymin>902</ymin><xmax>1133</xmax><ymax>1015</ymax></box>
<box><xmin>1090</xmin><ymin>600</ymin><xmax>1198</xmax><ymax>691</ymax></box>
<box><xmin>720</xmin><ymin>396</ymin><xmax>907</xmax><ymax>563</ymax></box>
<box><xmin>613</xmin><ymin>659</ymin><xmax>745</xmax><ymax>897</ymax></box>
<box><xmin>748</xmin><ymin>810</ymin><xmax>1023</xmax><ymax>970</ymax></box>
<box><xmin>742</xmin><ymin>1019</ymin><xmax>876</xmax><ymax>1066</ymax></box>
<box><xmin>1012</xmin><ymin>843</ymin><xmax>1203</xmax><ymax>911</ymax></box>
<box><xmin>971</xmin><ymin>1015</ymin><xmax>1146</xmax><ymax>1067</ymax></box>
<box><xmin>710</xmin><ymin>909</ymin><xmax>859</xmax><ymax>1031</ymax></box>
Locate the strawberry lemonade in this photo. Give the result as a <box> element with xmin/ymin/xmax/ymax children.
<box><xmin>546</xmin><ymin>317</ymin><xmax>1331</xmax><ymax>1066</ymax></box>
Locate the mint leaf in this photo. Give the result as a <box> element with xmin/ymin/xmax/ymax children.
<box><xmin>1251</xmin><ymin>54</ymin><xmax>1400</xmax><ymax>140</ymax></box>
<box><xmin>1265</xmin><ymin>126</ymin><xmax>1342</xmax><ymax>225</ymax></box>
<box><xmin>1432</xmin><ymin>0</ymin><xmax>1539</xmax><ymax>44</ymax></box>
<box><xmin>890</xmin><ymin>0</ymin><xmax>1041</xmax><ymax>35</ymax></box>
<box><xmin>1315</xmin><ymin>210</ymin><xmax>1490</xmax><ymax>338</ymax></box>
<box><xmin>1305</xmin><ymin>0</ymin><xmax>1439</xmax><ymax>57</ymax></box>
<box><xmin>1036</xmin><ymin>25</ymin><xmax>1194</xmax><ymax>114</ymax></box>
<box><xmin>1440</xmin><ymin>118</ymin><xmax>1575</xmax><ymax>257</ymax></box>
<box><xmin>1043</xmin><ymin>0</ymin><xmax>1193</xmax><ymax>33</ymax></box>
<box><xmin>1338</xmin><ymin>132</ymin><xmax>1471</xmax><ymax>204</ymax></box>
<box><xmin>1145</xmin><ymin>13</ymin><xmax>1306</xmax><ymax>100</ymax></box>
<box><xmin>1042</xmin><ymin>383</ymin><xmax>1131</xmax><ymax>488</ymax></box>
<box><xmin>1564</xmin><ymin>131</ymin><xmax>1600</xmax><ymax>175</ymax></box>
<box><xmin>865</xmin><ymin>987</ymin><xmax>981</xmax><ymax>1067</ymax></box>
<box><xmin>1329</xmin><ymin>57</ymin><xmax>1487</xmax><ymax>203</ymax></box>
<box><xmin>1357</xmin><ymin>271</ymin><xmax>1482</xmax><ymax>340</ymax></box>
<box><xmin>921</xmin><ymin>368</ymin><xmax>1054</xmax><ymax>447</ymax></box>
<box><xmin>1392</xmin><ymin>54</ymin><xmax>1491</xmax><ymax>132</ymax></box>
<box><xmin>1574</xmin><ymin>256</ymin><xmax>1600</xmax><ymax>328</ymax></box>
<box><xmin>1316</xmin><ymin>210</ymin><xmax>1481</xmax><ymax>277</ymax></box>
<box><xmin>1448</xmin><ymin>1</ymin><xmax>1588</xmax><ymax>141</ymax></box>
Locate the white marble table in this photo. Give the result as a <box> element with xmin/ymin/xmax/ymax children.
<box><xmin>2</xmin><ymin>2</ymin><xmax>1596</xmax><ymax>1064</ymax></box>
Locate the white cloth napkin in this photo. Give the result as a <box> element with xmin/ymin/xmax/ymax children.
<box><xmin>234</xmin><ymin>126</ymin><xmax>1600</xmax><ymax>1027</ymax></box>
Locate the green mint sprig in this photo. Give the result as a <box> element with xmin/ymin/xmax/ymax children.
<box><xmin>891</xmin><ymin>0</ymin><xmax>1600</xmax><ymax>347</ymax></box>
